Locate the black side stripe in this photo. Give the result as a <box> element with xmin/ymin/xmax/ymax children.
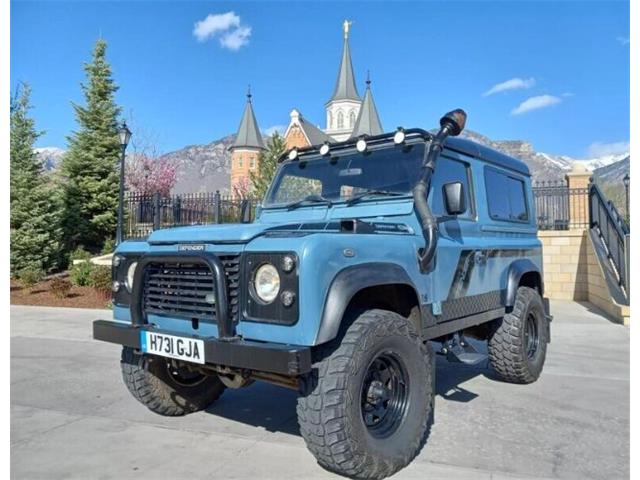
<box><xmin>446</xmin><ymin>248</ymin><xmax>540</xmax><ymax>300</ymax></box>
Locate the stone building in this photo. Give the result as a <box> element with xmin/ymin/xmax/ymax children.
<box><xmin>230</xmin><ymin>20</ymin><xmax>382</xmax><ymax>192</ymax></box>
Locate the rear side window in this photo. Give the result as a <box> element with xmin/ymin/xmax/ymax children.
<box><xmin>484</xmin><ymin>168</ymin><xmax>529</xmax><ymax>222</ymax></box>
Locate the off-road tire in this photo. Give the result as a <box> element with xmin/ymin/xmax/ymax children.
<box><xmin>488</xmin><ymin>286</ymin><xmax>548</xmax><ymax>384</ymax></box>
<box><xmin>297</xmin><ymin>309</ymin><xmax>434</xmax><ymax>480</ymax></box>
<box><xmin>120</xmin><ymin>347</ymin><xmax>226</xmax><ymax>416</ymax></box>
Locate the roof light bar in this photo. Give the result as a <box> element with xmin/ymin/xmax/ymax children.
<box><xmin>393</xmin><ymin>127</ymin><xmax>406</xmax><ymax>145</ymax></box>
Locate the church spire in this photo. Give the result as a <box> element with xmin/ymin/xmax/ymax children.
<box><xmin>327</xmin><ymin>20</ymin><xmax>360</xmax><ymax>104</ymax></box>
<box><xmin>351</xmin><ymin>72</ymin><xmax>383</xmax><ymax>137</ymax></box>
<box><xmin>231</xmin><ymin>86</ymin><xmax>264</xmax><ymax>150</ymax></box>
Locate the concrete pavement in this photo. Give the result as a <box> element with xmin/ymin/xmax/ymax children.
<box><xmin>11</xmin><ymin>301</ymin><xmax>629</xmax><ymax>479</ymax></box>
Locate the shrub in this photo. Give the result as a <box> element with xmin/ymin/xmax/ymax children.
<box><xmin>70</xmin><ymin>246</ymin><xmax>92</xmax><ymax>262</ymax></box>
<box><xmin>18</xmin><ymin>266</ymin><xmax>45</xmax><ymax>289</ymax></box>
<box><xmin>70</xmin><ymin>261</ymin><xmax>94</xmax><ymax>287</ymax></box>
<box><xmin>50</xmin><ymin>277</ymin><xmax>72</xmax><ymax>298</ymax></box>
<box><xmin>89</xmin><ymin>265</ymin><xmax>112</xmax><ymax>293</ymax></box>
<box><xmin>101</xmin><ymin>238</ymin><xmax>116</xmax><ymax>255</ymax></box>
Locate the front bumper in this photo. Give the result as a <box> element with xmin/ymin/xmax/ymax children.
<box><xmin>93</xmin><ymin>320</ymin><xmax>312</xmax><ymax>376</ymax></box>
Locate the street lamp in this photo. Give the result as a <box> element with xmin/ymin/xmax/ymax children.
<box><xmin>623</xmin><ymin>173</ymin><xmax>630</xmax><ymax>220</ymax></box>
<box><xmin>116</xmin><ymin>121</ymin><xmax>132</xmax><ymax>245</ymax></box>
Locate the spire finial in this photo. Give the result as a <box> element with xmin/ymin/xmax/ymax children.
<box><xmin>343</xmin><ymin>19</ymin><xmax>352</xmax><ymax>39</ymax></box>
<box><xmin>246</xmin><ymin>84</ymin><xmax>252</xmax><ymax>101</ymax></box>
<box><xmin>366</xmin><ymin>70</ymin><xmax>371</xmax><ymax>87</ymax></box>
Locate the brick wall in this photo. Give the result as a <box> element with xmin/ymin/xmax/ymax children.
<box><xmin>539</xmin><ymin>229</ymin><xmax>629</xmax><ymax>324</ymax></box>
<box><xmin>539</xmin><ymin>230</ymin><xmax>589</xmax><ymax>300</ymax></box>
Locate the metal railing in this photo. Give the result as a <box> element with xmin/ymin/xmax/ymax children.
<box><xmin>589</xmin><ymin>182</ymin><xmax>630</xmax><ymax>293</ymax></box>
<box><xmin>532</xmin><ymin>180</ymin><xmax>589</xmax><ymax>230</ymax></box>
<box><xmin>125</xmin><ymin>192</ymin><xmax>259</xmax><ymax>240</ymax></box>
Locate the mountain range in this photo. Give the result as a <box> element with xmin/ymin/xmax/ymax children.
<box><xmin>36</xmin><ymin>130</ymin><xmax>629</xmax><ymax>194</ymax></box>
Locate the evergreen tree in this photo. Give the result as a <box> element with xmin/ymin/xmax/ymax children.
<box><xmin>10</xmin><ymin>83</ymin><xmax>63</xmax><ymax>274</ymax></box>
<box><xmin>250</xmin><ymin>132</ymin><xmax>286</xmax><ymax>199</ymax></box>
<box><xmin>61</xmin><ymin>39</ymin><xmax>121</xmax><ymax>250</ymax></box>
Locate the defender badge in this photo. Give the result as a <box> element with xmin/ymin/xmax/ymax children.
<box><xmin>178</xmin><ymin>244</ymin><xmax>205</xmax><ymax>252</ymax></box>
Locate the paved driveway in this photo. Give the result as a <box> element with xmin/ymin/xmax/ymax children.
<box><xmin>11</xmin><ymin>301</ymin><xmax>629</xmax><ymax>479</ymax></box>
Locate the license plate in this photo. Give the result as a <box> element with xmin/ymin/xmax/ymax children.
<box><xmin>140</xmin><ymin>331</ymin><xmax>205</xmax><ymax>364</ymax></box>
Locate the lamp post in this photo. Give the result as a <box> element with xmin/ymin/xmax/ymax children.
<box><xmin>623</xmin><ymin>173</ymin><xmax>630</xmax><ymax>221</ymax></box>
<box><xmin>116</xmin><ymin>121</ymin><xmax>132</xmax><ymax>245</ymax></box>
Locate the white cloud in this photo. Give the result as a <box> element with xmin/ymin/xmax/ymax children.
<box><xmin>220</xmin><ymin>25</ymin><xmax>251</xmax><ymax>51</ymax></box>
<box><xmin>617</xmin><ymin>36</ymin><xmax>630</xmax><ymax>45</ymax></box>
<box><xmin>483</xmin><ymin>77</ymin><xmax>535</xmax><ymax>96</ymax></box>
<box><xmin>193</xmin><ymin>12</ymin><xmax>240</xmax><ymax>41</ymax></box>
<box><xmin>587</xmin><ymin>140</ymin><xmax>630</xmax><ymax>158</ymax></box>
<box><xmin>193</xmin><ymin>12</ymin><xmax>251</xmax><ymax>51</ymax></box>
<box><xmin>263</xmin><ymin>125</ymin><xmax>286</xmax><ymax>136</ymax></box>
<box><xmin>511</xmin><ymin>95</ymin><xmax>562</xmax><ymax>115</ymax></box>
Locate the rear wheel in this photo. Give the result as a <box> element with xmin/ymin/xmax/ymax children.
<box><xmin>120</xmin><ymin>347</ymin><xmax>226</xmax><ymax>416</ymax></box>
<box><xmin>488</xmin><ymin>286</ymin><xmax>548</xmax><ymax>384</ymax></box>
<box><xmin>297</xmin><ymin>309</ymin><xmax>434</xmax><ymax>479</ymax></box>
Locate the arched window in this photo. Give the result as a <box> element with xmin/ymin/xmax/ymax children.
<box><xmin>337</xmin><ymin>111</ymin><xmax>344</xmax><ymax>129</ymax></box>
<box><xmin>328</xmin><ymin>111</ymin><xmax>333</xmax><ymax>129</ymax></box>
<box><xmin>349</xmin><ymin>110</ymin><xmax>356</xmax><ymax>128</ymax></box>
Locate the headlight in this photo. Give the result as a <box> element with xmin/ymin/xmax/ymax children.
<box><xmin>125</xmin><ymin>261</ymin><xmax>138</xmax><ymax>292</ymax></box>
<box><xmin>253</xmin><ymin>263</ymin><xmax>280</xmax><ymax>303</ymax></box>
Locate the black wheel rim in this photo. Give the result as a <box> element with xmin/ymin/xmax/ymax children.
<box><xmin>360</xmin><ymin>351</ymin><xmax>409</xmax><ymax>439</ymax></box>
<box><xmin>166</xmin><ymin>362</ymin><xmax>207</xmax><ymax>387</ymax></box>
<box><xmin>524</xmin><ymin>313</ymin><xmax>540</xmax><ymax>360</ymax></box>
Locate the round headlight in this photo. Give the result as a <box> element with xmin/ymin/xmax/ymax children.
<box><xmin>253</xmin><ymin>263</ymin><xmax>280</xmax><ymax>303</ymax></box>
<box><xmin>393</xmin><ymin>129</ymin><xmax>406</xmax><ymax>144</ymax></box>
<box><xmin>288</xmin><ymin>148</ymin><xmax>298</xmax><ymax>161</ymax></box>
<box><xmin>319</xmin><ymin>143</ymin><xmax>330</xmax><ymax>156</ymax></box>
<box><xmin>356</xmin><ymin>139</ymin><xmax>367</xmax><ymax>153</ymax></box>
<box><xmin>126</xmin><ymin>261</ymin><xmax>138</xmax><ymax>292</ymax></box>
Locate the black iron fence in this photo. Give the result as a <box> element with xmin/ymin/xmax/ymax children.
<box><xmin>125</xmin><ymin>192</ymin><xmax>259</xmax><ymax>240</ymax></box>
<box><xmin>532</xmin><ymin>180</ymin><xmax>589</xmax><ymax>230</ymax></box>
<box><xmin>589</xmin><ymin>183</ymin><xmax>630</xmax><ymax>293</ymax></box>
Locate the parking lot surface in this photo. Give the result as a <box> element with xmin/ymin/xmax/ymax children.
<box><xmin>11</xmin><ymin>301</ymin><xmax>629</xmax><ymax>479</ymax></box>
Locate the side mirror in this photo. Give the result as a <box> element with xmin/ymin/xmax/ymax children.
<box><xmin>443</xmin><ymin>182</ymin><xmax>466</xmax><ymax>215</ymax></box>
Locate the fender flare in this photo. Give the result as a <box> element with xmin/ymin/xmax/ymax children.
<box><xmin>505</xmin><ymin>259</ymin><xmax>543</xmax><ymax>307</ymax></box>
<box><xmin>315</xmin><ymin>262</ymin><xmax>420</xmax><ymax>345</ymax></box>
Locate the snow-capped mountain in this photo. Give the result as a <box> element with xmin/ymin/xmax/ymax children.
<box><xmin>33</xmin><ymin>131</ymin><xmax>629</xmax><ymax>193</ymax></box>
<box><xmin>35</xmin><ymin>147</ymin><xmax>65</xmax><ymax>171</ymax></box>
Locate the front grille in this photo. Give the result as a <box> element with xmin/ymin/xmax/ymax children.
<box><xmin>143</xmin><ymin>254</ymin><xmax>241</xmax><ymax>323</ymax></box>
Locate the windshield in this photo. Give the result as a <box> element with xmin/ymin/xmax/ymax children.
<box><xmin>263</xmin><ymin>143</ymin><xmax>426</xmax><ymax>208</ymax></box>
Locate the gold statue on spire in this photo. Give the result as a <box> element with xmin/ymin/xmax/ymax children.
<box><xmin>343</xmin><ymin>19</ymin><xmax>352</xmax><ymax>39</ymax></box>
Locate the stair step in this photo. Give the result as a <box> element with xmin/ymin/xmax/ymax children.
<box><xmin>447</xmin><ymin>351</ymin><xmax>486</xmax><ymax>365</ymax></box>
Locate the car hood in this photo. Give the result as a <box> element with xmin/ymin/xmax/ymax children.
<box><xmin>147</xmin><ymin>223</ymin><xmax>274</xmax><ymax>244</ymax></box>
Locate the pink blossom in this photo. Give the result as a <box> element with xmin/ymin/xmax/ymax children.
<box><xmin>125</xmin><ymin>155</ymin><xmax>178</xmax><ymax>196</ymax></box>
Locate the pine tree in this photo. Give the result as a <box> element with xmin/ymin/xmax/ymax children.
<box><xmin>10</xmin><ymin>83</ymin><xmax>63</xmax><ymax>274</ymax></box>
<box><xmin>250</xmin><ymin>132</ymin><xmax>286</xmax><ymax>199</ymax></box>
<box><xmin>61</xmin><ymin>39</ymin><xmax>121</xmax><ymax>250</ymax></box>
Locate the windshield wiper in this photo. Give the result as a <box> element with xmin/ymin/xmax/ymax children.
<box><xmin>345</xmin><ymin>189</ymin><xmax>406</xmax><ymax>206</ymax></box>
<box><xmin>285</xmin><ymin>194</ymin><xmax>333</xmax><ymax>210</ymax></box>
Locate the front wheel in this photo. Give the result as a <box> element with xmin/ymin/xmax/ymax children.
<box><xmin>488</xmin><ymin>286</ymin><xmax>549</xmax><ymax>384</ymax></box>
<box><xmin>297</xmin><ymin>309</ymin><xmax>434</xmax><ymax>480</ymax></box>
<box><xmin>120</xmin><ymin>347</ymin><xmax>226</xmax><ymax>416</ymax></box>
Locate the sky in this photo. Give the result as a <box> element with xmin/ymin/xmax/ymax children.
<box><xmin>10</xmin><ymin>0</ymin><xmax>630</xmax><ymax>158</ymax></box>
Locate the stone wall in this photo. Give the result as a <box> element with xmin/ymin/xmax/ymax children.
<box><xmin>539</xmin><ymin>230</ymin><xmax>589</xmax><ymax>300</ymax></box>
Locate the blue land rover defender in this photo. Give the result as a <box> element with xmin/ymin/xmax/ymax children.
<box><xmin>94</xmin><ymin>109</ymin><xmax>550</xmax><ymax>479</ymax></box>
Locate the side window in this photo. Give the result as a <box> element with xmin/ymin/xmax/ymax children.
<box><xmin>485</xmin><ymin>168</ymin><xmax>529</xmax><ymax>222</ymax></box>
<box><xmin>429</xmin><ymin>156</ymin><xmax>474</xmax><ymax>218</ymax></box>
